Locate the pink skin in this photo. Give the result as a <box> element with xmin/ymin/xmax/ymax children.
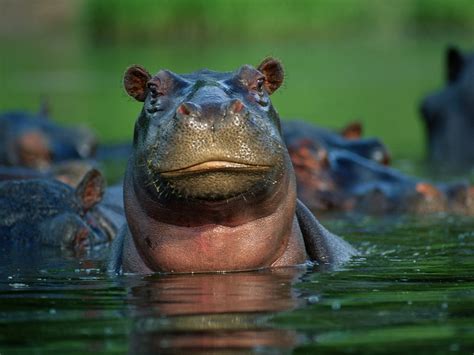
<box><xmin>122</xmin><ymin>155</ymin><xmax>308</xmax><ymax>273</ymax></box>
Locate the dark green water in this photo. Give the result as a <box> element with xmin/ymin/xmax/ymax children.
<box><xmin>1</xmin><ymin>214</ymin><xmax>472</xmax><ymax>354</ymax></box>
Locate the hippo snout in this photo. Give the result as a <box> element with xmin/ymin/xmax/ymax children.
<box><xmin>175</xmin><ymin>99</ymin><xmax>248</xmax><ymax>129</ymax></box>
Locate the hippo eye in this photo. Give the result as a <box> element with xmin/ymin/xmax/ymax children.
<box><xmin>256</xmin><ymin>78</ymin><xmax>265</xmax><ymax>93</ymax></box>
<box><xmin>147</xmin><ymin>82</ymin><xmax>162</xmax><ymax>96</ymax></box>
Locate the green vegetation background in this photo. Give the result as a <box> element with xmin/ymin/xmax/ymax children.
<box><xmin>1</xmin><ymin>0</ymin><xmax>473</xmax><ymax>160</ymax></box>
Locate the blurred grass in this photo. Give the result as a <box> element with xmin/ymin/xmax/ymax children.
<box><xmin>81</xmin><ymin>0</ymin><xmax>474</xmax><ymax>43</ymax></box>
<box><xmin>1</xmin><ymin>0</ymin><xmax>474</xmax><ymax>161</ymax></box>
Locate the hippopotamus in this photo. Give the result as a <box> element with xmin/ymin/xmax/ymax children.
<box><xmin>0</xmin><ymin>105</ymin><xmax>98</xmax><ymax>170</ymax></box>
<box><xmin>420</xmin><ymin>45</ymin><xmax>474</xmax><ymax>171</ymax></box>
<box><xmin>0</xmin><ymin>169</ymin><xmax>125</xmax><ymax>256</ymax></box>
<box><xmin>287</xmin><ymin>138</ymin><xmax>474</xmax><ymax>215</ymax></box>
<box><xmin>0</xmin><ymin>160</ymin><xmax>100</xmax><ymax>188</ymax></box>
<box><xmin>108</xmin><ymin>58</ymin><xmax>356</xmax><ymax>274</ymax></box>
<box><xmin>282</xmin><ymin>120</ymin><xmax>391</xmax><ymax>165</ymax></box>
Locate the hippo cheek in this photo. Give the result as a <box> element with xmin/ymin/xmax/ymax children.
<box><xmin>39</xmin><ymin>213</ymin><xmax>94</xmax><ymax>253</ymax></box>
<box><xmin>68</xmin><ymin>227</ymin><xmax>93</xmax><ymax>254</ymax></box>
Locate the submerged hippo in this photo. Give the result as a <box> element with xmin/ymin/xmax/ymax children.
<box><xmin>0</xmin><ymin>169</ymin><xmax>125</xmax><ymax>257</ymax></box>
<box><xmin>0</xmin><ymin>160</ymin><xmax>100</xmax><ymax>188</ymax></box>
<box><xmin>0</xmin><ymin>105</ymin><xmax>97</xmax><ymax>170</ymax></box>
<box><xmin>288</xmin><ymin>138</ymin><xmax>474</xmax><ymax>215</ymax></box>
<box><xmin>283</xmin><ymin>120</ymin><xmax>390</xmax><ymax>165</ymax></box>
<box><xmin>109</xmin><ymin>58</ymin><xmax>356</xmax><ymax>274</ymax></box>
<box><xmin>420</xmin><ymin>45</ymin><xmax>474</xmax><ymax>171</ymax></box>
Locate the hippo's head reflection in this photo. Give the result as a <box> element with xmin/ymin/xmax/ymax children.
<box><xmin>125</xmin><ymin>267</ymin><xmax>307</xmax><ymax>353</ymax></box>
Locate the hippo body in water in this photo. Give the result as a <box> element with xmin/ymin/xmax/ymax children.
<box><xmin>420</xmin><ymin>46</ymin><xmax>474</xmax><ymax>171</ymax></box>
<box><xmin>286</xmin><ymin>132</ymin><xmax>474</xmax><ymax>215</ymax></box>
<box><xmin>282</xmin><ymin>120</ymin><xmax>391</xmax><ymax>165</ymax></box>
<box><xmin>109</xmin><ymin>58</ymin><xmax>356</xmax><ymax>274</ymax></box>
<box><xmin>0</xmin><ymin>170</ymin><xmax>125</xmax><ymax>259</ymax></box>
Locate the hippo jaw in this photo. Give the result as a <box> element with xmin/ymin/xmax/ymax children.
<box><xmin>123</xmin><ymin>157</ymin><xmax>305</xmax><ymax>272</ymax></box>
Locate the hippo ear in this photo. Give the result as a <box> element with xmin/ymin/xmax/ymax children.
<box><xmin>124</xmin><ymin>65</ymin><xmax>151</xmax><ymax>102</ymax></box>
<box><xmin>341</xmin><ymin>121</ymin><xmax>363</xmax><ymax>140</ymax></box>
<box><xmin>257</xmin><ymin>57</ymin><xmax>284</xmax><ymax>94</ymax></box>
<box><xmin>38</xmin><ymin>97</ymin><xmax>51</xmax><ymax>119</ymax></box>
<box><xmin>446</xmin><ymin>46</ymin><xmax>464</xmax><ymax>83</ymax></box>
<box><xmin>75</xmin><ymin>168</ymin><xmax>106</xmax><ymax>212</ymax></box>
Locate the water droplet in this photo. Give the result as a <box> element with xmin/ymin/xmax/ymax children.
<box><xmin>9</xmin><ymin>283</ymin><xmax>28</xmax><ymax>289</ymax></box>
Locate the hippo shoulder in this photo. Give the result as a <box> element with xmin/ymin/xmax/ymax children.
<box><xmin>108</xmin><ymin>225</ymin><xmax>125</xmax><ymax>274</ymax></box>
<box><xmin>295</xmin><ymin>199</ymin><xmax>357</xmax><ymax>266</ymax></box>
<box><xmin>107</xmin><ymin>224</ymin><xmax>152</xmax><ymax>274</ymax></box>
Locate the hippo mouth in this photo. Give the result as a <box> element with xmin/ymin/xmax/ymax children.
<box><xmin>154</xmin><ymin>160</ymin><xmax>277</xmax><ymax>200</ymax></box>
<box><xmin>159</xmin><ymin>161</ymin><xmax>272</xmax><ymax>178</ymax></box>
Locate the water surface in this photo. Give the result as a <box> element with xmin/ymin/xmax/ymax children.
<box><xmin>1</xmin><ymin>214</ymin><xmax>472</xmax><ymax>353</ymax></box>
<box><xmin>1</xmin><ymin>31</ymin><xmax>473</xmax><ymax>354</ymax></box>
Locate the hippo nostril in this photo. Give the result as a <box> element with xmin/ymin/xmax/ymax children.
<box><xmin>176</xmin><ymin>102</ymin><xmax>200</xmax><ymax>117</ymax></box>
<box><xmin>177</xmin><ymin>104</ymin><xmax>190</xmax><ymax>116</ymax></box>
<box><xmin>227</xmin><ymin>99</ymin><xmax>245</xmax><ymax>114</ymax></box>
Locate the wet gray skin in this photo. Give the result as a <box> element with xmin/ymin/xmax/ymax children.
<box><xmin>0</xmin><ymin>169</ymin><xmax>116</xmax><ymax>255</ymax></box>
<box><xmin>111</xmin><ymin>58</ymin><xmax>357</xmax><ymax>274</ymax></box>
<box><xmin>282</xmin><ymin>120</ymin><xmax>391</xmax><ymax>165</ymax></box>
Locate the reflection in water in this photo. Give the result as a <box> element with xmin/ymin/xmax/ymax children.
<box><xmin>125</xmin><ymin>268</ymin><xmax>307</xmax><ymax>353</ymax></box>
<box><xmin>0</xmin><ymin>216</ymin><xmax>472</xmax><ymax>353</ymax></box>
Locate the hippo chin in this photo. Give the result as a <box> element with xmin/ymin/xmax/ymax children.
<box><xmin>108</xmin><ymin>58</ymin><xmax>356</xmax><ymax>274</ymax></box>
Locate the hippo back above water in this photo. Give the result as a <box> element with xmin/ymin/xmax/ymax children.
<box><xmin>109</xmin><ymin>58</ymin><xmax>356</xmax><ymax>274</ymax></box>
<box><xmin>0</xmin><ymin>169</ymin><xmax>124</xmax><ymax>261</ymax></box>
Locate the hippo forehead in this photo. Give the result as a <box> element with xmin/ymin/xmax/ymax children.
<box><xmin>151</xmin><ymin>66</ymin><xmax>261</xmax><ymax>94</ymax></box>
<box><xmin>158</xmin><ymin>65</ymin><xmax>256</xmax><ymax>81</ymax></box>
<box><xmin>179</xmin><ymin>69</ymin><xmax>235</xmax><ymax>81</ymax></box>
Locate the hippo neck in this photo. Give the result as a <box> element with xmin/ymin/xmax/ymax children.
<box><xmin>125</xmin><ymin>158</ymin><xmax>295</xmax><ymax>228</ymax></box>
<box><xmin>122</xmin><ymin>158</ymin><xmax>307</xmax><ymax>273</ymax></box>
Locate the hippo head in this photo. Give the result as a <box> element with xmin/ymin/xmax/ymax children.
<box><xmin>124</xmin><ymin>58</ymin><xmax>287</xmax><ymax>205</ymax></box>
<box><xmin>0</xmin><ymin>109</ymin><xmax>98</xmax><ymax>170</ymax></box>
<box><xmin>420</xmin><ymin>46</ymin><xmax>474</xmax><ymax>169</ymax></box>
<box><xmin>0</xmin><ymin>169</ymin><xmax>107</xmax><ymax>255</ymax></box>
